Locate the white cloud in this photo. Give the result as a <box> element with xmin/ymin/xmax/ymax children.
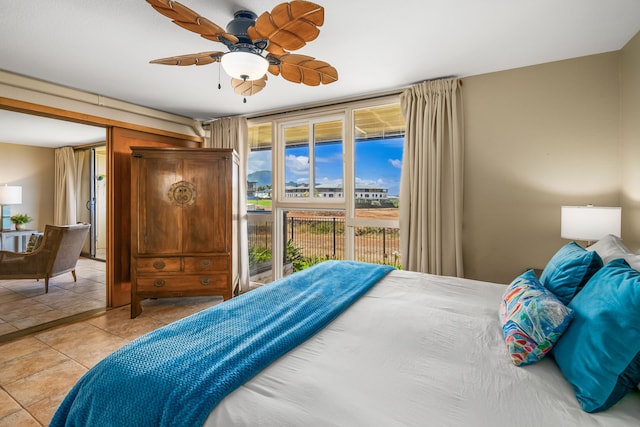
<box><xmin>286</xmin><ymin>154</ymin><xmax>309</xmax><ymax>177</ymax></box>
<box><xmin>389</xmin><ymin>158</ymin><xmax>402</xmax><ymax>169</ymax></box>
<box><xmin>355</xmin><ymin>176</ymin><xmax>378</xmax><ymax>186</ymax></box>
<box><xmin>317</xmin><ymin>176</ymin><xmax>343</xmax><ymax>186</ymax></box>
<box><xmin>248</xmin><ymin>150</ymin><xmax>271</xmax><ymax>174</ymax></box>
<box><xmin>316</xmin><ymin>152</ymin><xmax>343</xmax><ymax>164</ymax></box>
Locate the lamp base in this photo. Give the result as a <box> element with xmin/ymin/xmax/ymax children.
<box><xmin>1</xmin><ymin>205</ymin><xmax>11</xmax><ymax>231</ymax></box>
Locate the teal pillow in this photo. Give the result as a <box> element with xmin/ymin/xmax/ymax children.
<box><xmin>553</xmin><ymin>259</ymin><xmax>640</xmax><ymax>412</ymax></box>
<box><xmin>540</xmin><ymin>242</ymin><xmax>603</xmax><ymax>305</ymax></box>
<box><xmin>499</xmin><ymin>270</ymin><xmax>574</xmax><ymax>366</ymax></box>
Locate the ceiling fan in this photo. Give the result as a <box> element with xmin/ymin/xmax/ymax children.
<box><xmin>145</xmin><ymin>0</ymin><xmax>338</xmax><ymax>101</ymax></box>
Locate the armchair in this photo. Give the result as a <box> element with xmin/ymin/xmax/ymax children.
<box><xmin>0</xmin><ymin>224</ymin><xmax>90</xmax><ymax>293</ymax></box>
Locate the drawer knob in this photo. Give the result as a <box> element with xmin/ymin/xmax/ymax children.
<box><xmin>153</xmin><ymin>261</ymin><xmax>166</xmax><ymax>270</ymax></box>
<box><xmin>153</xmin><ymin>279</ymin><xmax>166</xmax><ymax>287</ymax></box>
<box><xmin>201</xmin><ymin>260</ymin><xmax>211</xmax><ymax>267</ymax></box>
<box><xmin>200</xmin><ymin>278</ymin><xmax>212</xmax><ymax>286</ymax></box>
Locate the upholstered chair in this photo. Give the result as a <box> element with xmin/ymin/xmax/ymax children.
<box><xmin>0</xmin><ymin>223</ymin><xmax>90</xmax><ymax>293</ymax></box>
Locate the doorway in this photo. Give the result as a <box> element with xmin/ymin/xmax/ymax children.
<box><xmin>76</xmin><ymin>145</ymin><xmax>107</xmax><ymax>261</ymax></box>
<box><xmin>0</xmin><ymin>116</ymin><xmax>108</xmax><ymax>342</ymax></box>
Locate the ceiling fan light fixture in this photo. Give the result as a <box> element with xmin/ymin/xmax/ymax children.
<box><xmin>221</xmin><ymin>51</ymin><xmax>269</xmax><ymax>81</ymax></box>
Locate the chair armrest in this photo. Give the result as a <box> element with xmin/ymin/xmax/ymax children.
<box><xmin>0</xmin><ymin>249</ymin><xmax>51</xmax><ymax>276</ymax></box>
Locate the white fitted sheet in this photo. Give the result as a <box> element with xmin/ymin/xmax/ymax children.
<box><xmin>204</xmin><ymin>270</ymin><xmax>640</xmax><ymax>426</ymax></box>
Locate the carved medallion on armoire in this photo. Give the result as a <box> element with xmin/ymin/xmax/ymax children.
<box><xmin>130</xmin><ymin>146</ymin><xmax>239</xmax><ymax>318</ymax></box>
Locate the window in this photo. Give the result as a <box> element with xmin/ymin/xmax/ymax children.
<box><xmin>247</xmin><ymin>123</ymin><xmax>274</xmax><ymax>282</ymax></box>
<box><xmin>247</xmin><ymin>98</ymin><xmax>404</xmax><ymax>281</ymax></box>
<box><xmin>283</xmin><ymin>118</ymin><xmax>344</xmax><ymax>200</ymax></box>
<box><xmin>353</xmin><ymin>104</ymin><xmax>404</xmax><ymax>221</ymax></box>
<box><xmin>247</xmin><ymin>122</ymin><xmax>273</xmax><ymax>210</ymax></box>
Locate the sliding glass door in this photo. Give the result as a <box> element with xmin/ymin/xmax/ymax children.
<box><xmin>75</xmin><ymin>145</ymin><xmax>107</xmax><ymax>260</ymax></box>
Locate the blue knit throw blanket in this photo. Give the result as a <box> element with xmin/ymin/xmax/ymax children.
<box><xmin>50</xmin><ymin>260</ymin><xmax>394</xmax><ymax>427</ymax></box>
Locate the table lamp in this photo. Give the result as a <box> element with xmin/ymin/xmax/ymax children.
<box><xmin>0</xmin><ymin>185</ymin><xmax>23</xmax><ymax>231</ymax></box>
<box><xmin>561</xmin><ymin>205</ymin><xmax>621</xmax><ymax>246</ymax></box>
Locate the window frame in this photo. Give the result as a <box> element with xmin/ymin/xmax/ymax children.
<box><xmin>276</xmin><ymin>113</ymin><xmax>346</xmax><ymax>208</ymax></box>
<box><xmin>247</xmin><ymin>94</ymin><xmax>403</xmax><ymax>279</ymax></box>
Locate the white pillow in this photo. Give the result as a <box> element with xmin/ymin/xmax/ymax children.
<box><xmin>587</xmin><ymin>234</ymin><xmax>630</xmax><ymax>263</ymax></box>
<box><xmin>587</xmin><ymin>234</ymin><xmax>640</xmax><ymax>270</ymax></box>
<box><xmin>623</xmin><ymin>254</ymin><xmax>640</xmax><ymax>271</ymax></box>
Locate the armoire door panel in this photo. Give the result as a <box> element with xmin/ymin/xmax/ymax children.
<box><xmin>182</xmin><ymin>157</ymin><xmax>228</xmax><ymax>254</ymax></box>
<box><xmin>137</xmin><ymin>157</ymin><xmax>182</xmax><ymax>254</ymax></box>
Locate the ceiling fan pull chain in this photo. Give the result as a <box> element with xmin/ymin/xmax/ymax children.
<box><xmin>217</xmin><ymin>63</ymin><xmax>222</xmax><ymax>90</ymax></box>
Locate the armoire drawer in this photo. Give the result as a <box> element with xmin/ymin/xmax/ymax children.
<box><xmin>135</xmin><ymin>258</ymin><xmax>181</xmax><ymax>273</ymax></box>
<box><xmin>183</xmin><ymin>256</ymin><xmax>227</xmax><ymax>272</ymax></box>
<box><xmin>136</xmin><ymin>274</ymin><xmax>229</xmax><ymax>292</ymax></box>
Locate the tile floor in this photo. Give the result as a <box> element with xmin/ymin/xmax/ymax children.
<box><xmin>0</xmin><ymin>295</ymin><xmax>223</xmax><ymax>426</ymax></box>
<box><xmin>0</xmin><ymin>258</ymin><xmax>107</xmax><ymax>339</ymax></box>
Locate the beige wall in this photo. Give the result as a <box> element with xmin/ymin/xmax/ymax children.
<box><xmin>463</xmin><ymin>52</ymin><xmax>622</xmax><ymax>283</ymax></box>
<box><xmin>620</xmin><ymin>31</ymin><xmax>640</xmax><ymax>250</ymax></box>
<box><xmin>0</xmin><ymin>142</ymin><xmax>55</xmax><ymax>230</ymax></box>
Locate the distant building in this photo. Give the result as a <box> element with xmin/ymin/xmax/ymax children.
<box><xmin>285</xmin><ymin>184</ymin><xmax>309</xmax><ymax>198</ymax></box>
<box><xmin>256</xmin><ymin>189</ymin><xmax>272</xmax><ymax>199</ymax></box>
<box><xmin>284</xmin><ymin>183</ymin><xmax>388</xmax><ymax>199</ymax></box>
<box><xmin>353</xmin><ymin>184</ymin><xmax>388</xmax><ymax>200</ymax></box>
<box><xmin>247</xmin><ymin>181</ymin><xmax>257</xmax><ymax>198</ymax></box>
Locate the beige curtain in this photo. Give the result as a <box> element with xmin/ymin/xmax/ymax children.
<box><xmin>75</xmin><ymin>150</ymin><xmax>91</xmax><ymax>225</ymax></box>
<box><xmin>206</xmin><ymin>117</ymin><xmax>250</xmax><ymax>294</ymax></box>
<box><xmin>399</xmin><ymin>79</ymin><xmax>464</xmax><ymax>276</ymax></box>
<box><xmin>54</xmin><ymin>147</ymin><xmax>77</xmax><ymax>225</ymax></box>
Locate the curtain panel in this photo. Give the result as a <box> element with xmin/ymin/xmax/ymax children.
<box><xmin>399</xmin><ymin>79</ymin><xmax>464</xmax><ymax>277</ymax></box>
<box><xmin>206</xmin><ymin>117</ymin><xmax>250</xmax><ymax>294</ymax></box>
<box><xmin>54</xmin><ymin>147</ymin><xmax>78</xmax><ymax>226</ymax></box>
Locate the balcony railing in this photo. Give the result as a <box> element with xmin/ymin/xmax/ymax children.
<box><xmin>248</xmin><ymin>212</ymin><xmax>401</xmax><ymax>278</ymax></box>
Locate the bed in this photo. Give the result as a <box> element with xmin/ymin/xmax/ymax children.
<box><xmin>51</xmin><ymin>245</ymin><xmax>640</xmax><ymax>426</ymax></box>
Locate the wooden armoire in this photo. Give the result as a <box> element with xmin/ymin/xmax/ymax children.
<box><xmin>130</xmin><ymin>146</ymin><xmax>238</xmax><ymax>318</ymax></box>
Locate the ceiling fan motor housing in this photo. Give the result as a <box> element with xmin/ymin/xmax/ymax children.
<box><xmin>226</xmin><ymin>10</ymin><xmax>258</xmax><ymax>43</ymax></box>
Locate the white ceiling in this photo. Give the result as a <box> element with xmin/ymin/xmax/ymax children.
<box><xmin>0</xmin><ymin>110</ymin><xmax>106</xmax><ymax>148</ymax></box>
<box><xmin>1</xmin><ymin>0</ymin><xmax>639</xmax><ymax>147</ymax></box>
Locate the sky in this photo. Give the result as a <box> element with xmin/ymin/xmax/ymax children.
<box><xmin>248</xmin><ymin>136</ymin><xmax>404</xmax><ymax>196</ymax></box>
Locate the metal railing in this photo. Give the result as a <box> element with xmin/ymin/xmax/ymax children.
<box><xmin>248</xmin><ymin>212</ymin><xmax>400</xmax><ymax>271</ymax></box>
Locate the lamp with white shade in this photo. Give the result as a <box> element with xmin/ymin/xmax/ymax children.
<box><xmin>561</xmin><ymin>205</ymin><xmax>621</xmax><ymax>246</ymax></box>
<box><xmin>0</xmin><ymin>185</ymin><xmax>23</xmax><ymax>231</ymax></box>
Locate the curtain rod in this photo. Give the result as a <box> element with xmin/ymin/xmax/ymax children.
<box><xmin>204</xmin><ymin>76</ymin><xmax>458</xmax><ymax>124</ymax></box>
<box><xmin>203</xmin><ymin>86</ymin><xmax>409</xmax><ymax>125</ymax></box>
<box><xmin>246</xmin><ymin>87</ymin><xmax>407</xmax><ymax>121</ymax></box>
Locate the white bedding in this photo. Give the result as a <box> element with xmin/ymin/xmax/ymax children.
<box><xmin>205</xmin><ymin>270</ymin><xmax>640</xmax><ymax>426</ymax></box>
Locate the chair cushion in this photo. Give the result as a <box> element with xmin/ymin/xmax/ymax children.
<box><xmin>25</xmin><ymin>232</ymin><xmax>44</xmax><ymax>252</ymax></box>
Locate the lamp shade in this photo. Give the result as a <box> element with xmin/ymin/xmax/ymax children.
<box><xmin>0</xmin><ymin>185</ymin><xmax>22</xmax><ymax>205</ymax></box>
<box><xmin>561</xmin><ymin>205</ymin><xmax>621</xmax><ymax>241</ymax></box>
<box><xmin>221</xmin><ymin>51</ymin><xmax>269</xmax><ymax>81</ymax></box>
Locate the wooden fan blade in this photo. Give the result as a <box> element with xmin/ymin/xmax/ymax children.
<box><xmin>145</xmin><ymin>0</ymin><xmax>238</xmax><ymax>44</ymax></box>
<box><xmin>271</xmin><ymin>54</ymin><xmax>338</xmax><ymax>86</ymax></box>
<box><xmin>232</xmin><ymin>75</ymin><xmax>268</xmax><ymax>96</ymax></box>
<box><xmin>248</xmin><ymin>1</ymin><xmax>324</xmax><ymax>52</ymax></box>
<box><xmin>268</xmin><ymin>63</ymin><xmax>281</xmax><ymax>76</ymax></box>
<box><xmin>150</xmin><ymin>51</ymin><xmax>223</xmax><ymax>66</ymax></box>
